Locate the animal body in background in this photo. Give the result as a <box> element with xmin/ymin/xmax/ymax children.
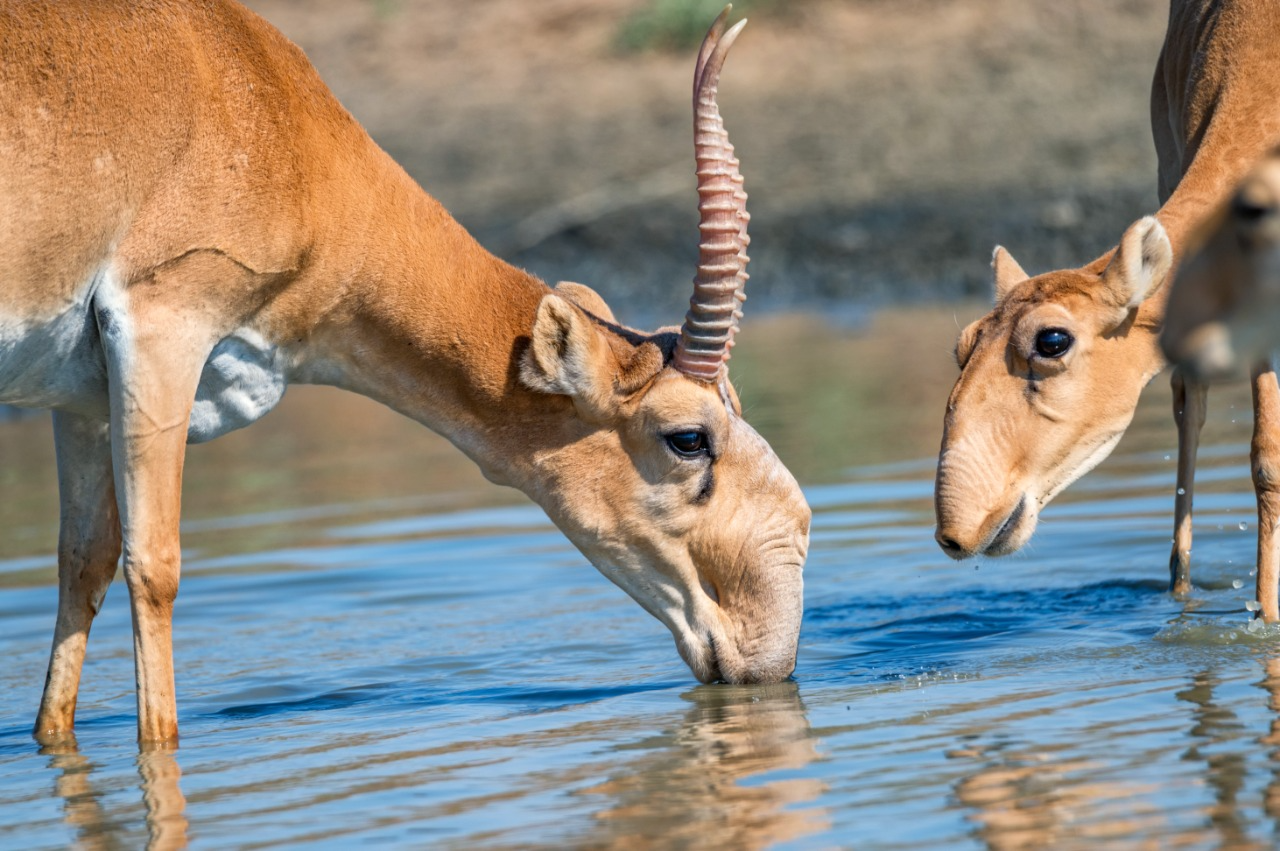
<box><xmin>1162</xmin><ymin>149</ymin><xmax>1280</xmax><ymax>376</ymax></box>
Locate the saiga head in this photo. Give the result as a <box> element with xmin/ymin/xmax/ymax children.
<box><xmin>1162</xmin><ymin>150</ymin><xmax>1280</xmax><ymax>377</ymax></box>
<box><xmin>515</xmin><ymin>9</ymin><xmax>809</xmax><ymax>684</ymax></box>
<box><xmin>934</xmin><ymin>217</ymin><xmax>1173</xmax><ymax>558</ymax></box>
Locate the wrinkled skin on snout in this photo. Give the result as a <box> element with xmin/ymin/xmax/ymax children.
<box><xmin>517</xmin><ymin>286</ymin><xmax>810</xmax><ymax>684</ymax></box>
<box><xmin>1163</xmin><ymin>153</ymin><xmax>1280</xmax><ymax>378</ymax></box>
<box><xmin>935</xmin><ymin>217</ymin><xmax>1173</xmax><ymax>559</ymax></box>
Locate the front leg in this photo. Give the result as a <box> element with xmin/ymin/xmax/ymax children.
<box><xmin>1169</xmin><ymin>368</ymin><xmax>1208</xmax><ymax>595</ymax></box>
<box><xmin>1251</xmin><ymin>363</ymin><xmax>1280</xmax><ymax>622</ymax></box>
<box><xmin>97</xmin><ymin>285</ymin><xmax>211</xmax><ymax>744</ymax></box>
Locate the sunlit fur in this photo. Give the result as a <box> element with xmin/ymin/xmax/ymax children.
<box><xmin>1163</xmin><ymin>152</ymin><xmax>1280</xmax><ymax>376</ymax></box>
<box><xmin>0</xmin><ymin>1</ymin><xmax>809</xmax><ymax>745</ymax></box>
<box><xmin>935</xmin><ymin>223</ymin><xmax>1170</xmax><ymax>558</ymax></box>
<box><xmin>935</xmin><ymin>1</ymin><xmax>1280</xmax><ymax>621</ymax></box>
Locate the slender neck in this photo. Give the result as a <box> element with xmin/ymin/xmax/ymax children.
<box><xmin>1156</xmin><ymin>130</ymin><xmax>1259</xmax><ymax>255</ymax></box>
<box><xmin>1155</xmin><ymin>2</ymin><xmax>1280</xmax><ymax>253</ymax></box>
<box><xmin>289</xmin><ymin>148</ymin><xmax>571</xmax><ymax>489</ymax></box>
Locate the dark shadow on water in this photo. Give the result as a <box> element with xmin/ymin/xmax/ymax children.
<box><xmin>216</xmin><ymin>682</ymin><xmax>397</xmax><ymax>719</ymax></box>
<box><xmin>802</xmin><ymin>578</ymin><xmax>1178</xmax><ymax>681</ymax></box>
<box><xmin>216</xmin><ymin>677</ymin><xmax>684</xmax><ymax>720</ymax></box>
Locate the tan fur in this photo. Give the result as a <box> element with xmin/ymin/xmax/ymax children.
<box><xmin>2</xmin><ymin>1</ymin><xmax>809</xmax><ymax>745</ymax></box>
<box><xmin>935</xmin><ymin>0</ymin><xmax>1280</xmax><ymax>619</ymax></box>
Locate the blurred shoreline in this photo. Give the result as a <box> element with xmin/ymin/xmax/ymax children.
<box><xmin>242</xmin><ymin>0</ymin><xmax>1168</xmax><ymax>319</ymax></box>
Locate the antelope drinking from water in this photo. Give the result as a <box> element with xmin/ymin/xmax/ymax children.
<box><xmin>0</xmin><ymin>1</ymin><xmax>809</xmax><ymax>745</ymax></box>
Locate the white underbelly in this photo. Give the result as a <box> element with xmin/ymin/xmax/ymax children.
<box><xmin>0</xmin><ymin>274</ymin><xmax>287</xmax><ymax>441</ymax></box>
<box><xmin>188</xmin><ymin>328</ymin><xmax>288</xmax><ymax>443</ymax></box>
<box><xmin>0</xmin><ymin>279</ymin><xmax>110</xmax><ymax>416</ymax></box>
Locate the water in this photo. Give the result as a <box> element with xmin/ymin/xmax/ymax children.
<box><xmin>3</xmin><ymin>307</ymin><xmax>1279</xmax><ymax>849</ymax></box>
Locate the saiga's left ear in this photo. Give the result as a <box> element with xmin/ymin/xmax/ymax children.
<box><xmin>520</xmin><ymin>293</ymin><xmax>620</xmax><ymax>421</ymax></box>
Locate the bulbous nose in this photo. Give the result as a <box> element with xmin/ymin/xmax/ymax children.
<box><xmin>934</xmin><ymin>527</ymin><xmax>977</xmax><ymax>560</ymax></box>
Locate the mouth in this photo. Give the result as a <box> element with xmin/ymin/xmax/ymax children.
<box><xmin>700</xmin><ymin>633</ymin><xmax>726</xmax><ymax>683</ymax></box>
<box><xmin>936</xmin><ymin>494</ymin><xmax>1030</xmax><ymax>560</ymax></box>
<box><xmin>676</xmin><ymin>627</ymin><xmax>725</xmax><ymax>684</ymax></box>
<box><xmin>981</xmin><ymin>496</ymin><xmax>1027</xmax><ymax>556</ymax></box>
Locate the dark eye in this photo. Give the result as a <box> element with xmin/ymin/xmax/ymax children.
<box><xmin>1034</xmin><ymin>328</ymin><xmax>1073</xmax><ymax>359</ymax></box>
<box><xmin>666</xmin><ymin>431</ymin><xmax>708</xmax><ymax>457</ymax></box>
<box><xmin>1233</xmin><ymin>196</ymin><xmax>1274</xmax><ymax>223</ymax></box>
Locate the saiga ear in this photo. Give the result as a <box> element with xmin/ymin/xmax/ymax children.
<box><xmin>1100</xmin><ymin>216</ymin><xmax>1173</xmax><ymax>324</ymax></box>
<box><xmin>520</xmin><ymin>293</ymin><xmax>619</xmax><ymax>421</ymax></box>
<box><xmin>992</xmin><ymin>246</ymin><xmax>1028</xmax><ymax>303</ymax></box>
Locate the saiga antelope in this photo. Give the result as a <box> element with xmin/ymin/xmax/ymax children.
<box><xmin>933</xmin><ymin>0</ymin><xmax>1280</xmax><ymax>618</ymax></box>
<box><xmin>0</xmin><ymin>2</ymin><xmax>810</xmax><ymax>745</ymax></box>
<box><xmin>1162</xmin><ymin>149</ymin><xmax>1280</xmax><ymax>375</ymax></box>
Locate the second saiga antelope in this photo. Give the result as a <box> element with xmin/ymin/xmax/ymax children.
<box><xmin>934</xmin><ymin>0</ymin><xmax>1280</xmax><ymax>617</ymax></box>
<box><xmin>0</xmin><ymin>1</ymin><xmax>810</xmax><ymax>745</ymax></box>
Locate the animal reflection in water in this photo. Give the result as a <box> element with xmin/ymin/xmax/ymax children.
<box><xmin>952</xmin><ymin>659</ymin><xmax>1280</xmax><ymax>850</ymax></box>
<box><xmin>581</xmin><ymin>683</ymin><xmax>827</xmax><ymax>848</ymax></box>
<box><xmin>41</xmin><ymin>741</ymin><xmax>187</xmax><ymax>851</ymax></box>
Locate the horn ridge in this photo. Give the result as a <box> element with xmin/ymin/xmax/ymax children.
<box><xmin>674</xmin><ymin>8</ymin><xmax>750</xmax><ymax>383</ymax></box>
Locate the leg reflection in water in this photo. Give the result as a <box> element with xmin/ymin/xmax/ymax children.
<box><xmin>42</xmin><ymin>737</ymin><xmax>188</xmax><ymax>851</ymax></box>
<box><xmin>580</xmin><ymin>681</ymin><xmax>828</xmax><ymax>849</ymax></box>
<box><xmin>136</xmin><ymin>747</ymin><xmax>188</xmax><ymax>850</ymax></box>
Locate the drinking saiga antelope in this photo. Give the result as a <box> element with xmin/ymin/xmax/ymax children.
<box><xmin>0</xmin><ymin>1</ymin><xmax>810</xmax><ymax>745</ymax></box>
<box><xmin>934</xmin><ymin>0</ymin><xmax>1280</xmax><ymax>618</ymax></box>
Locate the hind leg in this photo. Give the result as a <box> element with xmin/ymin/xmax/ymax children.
<box><xmin>34</xmin><ymin>411</ymin><xmax>122</xmax><ymax>743</ymax></box>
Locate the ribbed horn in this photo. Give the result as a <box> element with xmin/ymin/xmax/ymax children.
<box><xmin>672</xmin><ymin>7</ymin><xmax>750</xmax><ymax>383</ymax></box>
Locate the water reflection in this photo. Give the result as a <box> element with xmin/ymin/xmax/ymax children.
<box><xmin>953</xmin><ymin>743</ymin><xmax>1168</xmax><ymax>848</ymax></box>
<box><xmin>581</xmin><ymin>682</ymin><xmax>827</xmax><ymax>848</ymax></box>
<box><xmin>1260</xmin><ymin>658</ymin><xmax>1280</xmax><ymax>828</ymax></box>
<box><xmin>1178</xmin><ymin>669</ymin><xmax>1251</xmax><ymax>846</ymax></box>
<box><xmin>41</xmin><ymin>740</ymin><xmax>187</xmax><ymax>851</ymax></box>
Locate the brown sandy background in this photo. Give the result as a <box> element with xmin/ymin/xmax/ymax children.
<box><xmin>242</xmin><ymin>0</ymin><xmax>1170</xmax><ymax>320</ymax></box>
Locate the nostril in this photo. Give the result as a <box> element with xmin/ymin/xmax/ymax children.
<box><xmin>937</xmin><ymin>534</ymin><xmax>962</xmax><ymax>553</ymax></box>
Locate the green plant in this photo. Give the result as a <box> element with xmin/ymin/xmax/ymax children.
<box><xmin>615</xmin><ymin>0</ymin><xmax>788</xmax><ymax>54</ymax></box>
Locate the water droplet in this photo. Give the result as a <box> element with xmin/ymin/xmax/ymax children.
<box><xmin>1234</xmin><ymin>579</ymin><xmax>1244</xmax><ymax>589</ymax></box>
<box><xmin>1241</xmin><ymin>522</ymin><xmax>1250</xmax><ymax>531</ymax></box>
<box><xmin>1248</xmin><ymin>618</ymin><xmax>1264</xmax><ymax>633</ymax></box>
<box><xmin>1247</xmin><ymin>600</ymin><xmax>1261</xmax><ymax>611</ymax></box>
<box><xmin>1177</xmin><ymin>487</ymin><xmax>1186</xmax><ymax>495</ymax></box>
<box><xmin>1164</xmin><ymin>454</ymin><xmax>1171</xmax><ymax>461</ymax></box>
<box><xmin>1230</xmin><ymin>631</ymin><xmax>1240</xmax><ymax>640</ymax></box>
